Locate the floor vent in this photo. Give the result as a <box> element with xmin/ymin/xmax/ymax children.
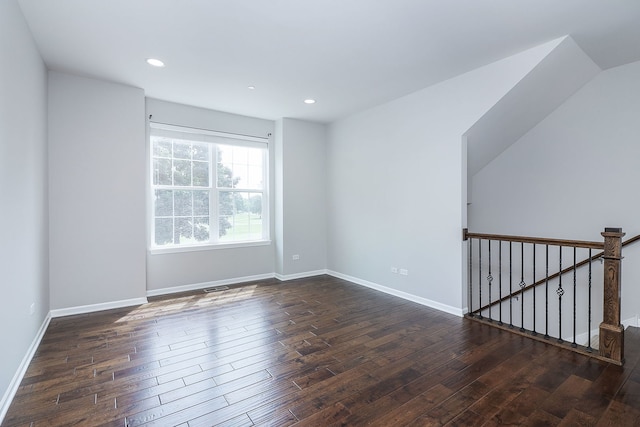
<box><xmin>204</xmin><ymin>286</ymin><xmax>229</xmax><ymax>293</ymax></box>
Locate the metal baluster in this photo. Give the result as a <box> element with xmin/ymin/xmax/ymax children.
<box><xmin>468</xmin><ymin>237</ymin><xmax>473</xmax><ymax>317</ymax></box>
<box><xmin>478</xmin><ymin>239</ymin><xmax>483</xmax><ymax>319</ymax></box>
<box><xmin>487</xmin><ymin>240</ymin><xmax>493</xmax><ymax>322</ymax></box>
<box><xmin>572</xmin><ymin>247</ymin><xmax>577</xmax><ymax>348</ymax></box>
<box><xmin>532</xmin><ymin>244</ymin><xmax>537</xmax><ymax>336</ymax></box>
<box><xmin>520</xmin><ymin>242</ymin><xmax>525</xmax><ymax>332</ymax></box>
<box><xmin>499</xmin><ymin>241</ymin><xmax>503</xmax><ymax>326</ymax></box>
<box><xmin>509</xmin><ymin>242</ymin><xmax>513</xmax><ymax>329</ymax></box>
<box><xmin>545</xmin><ymin>245</ymin><xmax>549</xmax><ymax>339</ymax></box>
<box><xmin>587</xmin><ymin>249</ymin><xmax>593</xmax><ymax>352</ymax></box>
<box><xmin>557</xmin><ymin>246</ymin><xmax>564</xmax><ymax>344</ymax></box>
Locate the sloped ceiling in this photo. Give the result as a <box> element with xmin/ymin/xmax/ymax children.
<box><xmin>16</xmin><ymin>0</ymin><xmax>640</xmax><ymax>123</ymax></box>
<box><xmin>466</xmin><ymin>36</ymin><xmax>601</xmax><ymax>177</ymax></box>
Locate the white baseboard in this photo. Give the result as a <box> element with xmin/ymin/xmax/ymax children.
<box><xmin>0</xmin><ymin>312</ymin><xmax>51</xmax><ymax>424</ymax></box>
<box><xmin>147</xmin><ymin>270</ymin><xmax>333</xmax><ymax>297</ymax></box>
<box><xmin>50</xmin><ymin>297</ymin><xmax>148</xmax><ymax>318</ymax></box>
<box><xmin>146</xmin><ymin>273</ymin><xmax>276</xmax><ymax>297</ymax></box>
<box><xmin>574</xmin><ymin>327</ymin><xmax>600</xmax><ymax>349</ymax></box>
<box><xmin>326</xmin><ymin>270</ymin><xmax>465</xmax><ymax>317</ymax></box>
<box><xmin>275</xmin><ymin>270</ymin><xmax>328</xmax><ymax>281</ymax></box>
<box><xmin>622</xmin><ymin>314</ymin><xmax>640</xmax><ymax>329</ymax></box>
<box><xmin>559</xmin><ymin>315</ymin><xmax>638</xmax><ymax>349</ymax></box>
<box><xmin>148</xmin><ymin>269</ymin><xmax>464</xmax><ymax>317</ymax></box>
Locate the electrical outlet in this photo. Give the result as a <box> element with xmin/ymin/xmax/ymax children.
<box><xmin>391</xmin><ymin>267</ymin><xmax>398</xmax><ymax>273</ymax></box>
<box><xmin>399</xmin><ymin>269</ymin><xmax>409</xmax><ymax>276</ymax></box>
<box><xmin>292</xmin><ymin>254</ymin><xmax>300</xmax><ymax>260</ymax></box>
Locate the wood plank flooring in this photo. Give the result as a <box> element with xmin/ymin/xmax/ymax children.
<box><xmin>4</xmin><ymin>275</ymin><xmax>640</xmax><ymax>426</ymax></box>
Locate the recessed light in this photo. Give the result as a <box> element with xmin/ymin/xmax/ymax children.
<box><xmin>146</xmin><ymin>58</ymin><xmax>165</xmax><ymax>67</ymax></box>
<box><xmin>248</xmin><ymin>85</ymin><xmax>256</xmax><ymax>90</ymax></box>
<box><xmin>304</xmin><ymin>99</ymin><xmax>316</xmax><ymax>104</ymax></box>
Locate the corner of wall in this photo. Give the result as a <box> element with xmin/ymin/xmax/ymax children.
<box><xmin>274</xmin><ymin>119</ymin><xmax>285</xmax><ymax>276</ymax></box>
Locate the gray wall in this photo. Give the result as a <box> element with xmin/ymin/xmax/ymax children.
<box><xmin>275</xmin><ymin>118</ymin><xmax>327</xmax><ymax>278</ymax></box>
<box><xmin>0</xmin><ymin>0</ymin><xmax>49</xmax><ymax>409</ymax></box>
<box><xmin>326</xmin><ymin>40</ymin><xmax>562</xmax><ymax>313</ymax></box>
<box><xmin>48</xmin><ymin>72</ymin><xmax>147</xmax><ymax>309</ymax></box>
<box><xmin>469</xmin><ymin>59</ymin><xmax>640</xmax><ymax>325</ymax></box>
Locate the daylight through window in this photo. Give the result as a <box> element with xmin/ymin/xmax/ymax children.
<box><xmin>150</xmin><ymin>123</ymin><xmax>269</xmax><ymax>249</ymax></box>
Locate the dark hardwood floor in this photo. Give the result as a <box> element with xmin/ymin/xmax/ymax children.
<box><xmin>4</xmin><ymin>275</ymin><xmax>640</xmax><ymax>426</ymax></box>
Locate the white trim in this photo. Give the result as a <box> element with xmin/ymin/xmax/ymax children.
<box><xmin>50</xmin><ymin>297</ymin><xmax>148</xmax><ymax>318</ymax></box>
<box><xmin>146</xmin><ymin>273</ymin><xmax>276</xmax><ymax>297</ymax></box>
<box><xmin>149</xmin><ymin>126</ymin><xmax>271</xmax><ymax>250</ymax></box>
<box><xmin>148</xmin><ymin>268</ymin><xmax>466</xmax><ymax>316</ymax></box>
<box><xmin>574</xmin><ymin>327</ymin><xmax>600</xmax><ymax>349</ymax></box>
<box><xmin>150</xmin><ymin>121</ymin><xmax>269</xmax><ymax>145</ymax></box>
<box><xmin>556</xmin><ymin>315</ymin><xmax>638</xmax><ymax>349</ymax></box>
<box><xmin>326</xmin><ymin>270</ymin><xmax>465</xmax><ymax>317</ymax></box>
<box><xmin>275</xmin><ymin>270</ymin><xmax>328</xmax><ymax>281</ymax></box>
<box><xmin>0</xmin><ymin>312</ymin><xmax>51</xmax><ymax>424</ymax></box>
<box><xmin>622</xmin><ymin>314</ymin><xmax>640</xmax><ymax>329</ymax></box>
<box><xmin>149</xmin><ymin>240</ymin><xmax>272</xmax><ymax>255</ymax></box>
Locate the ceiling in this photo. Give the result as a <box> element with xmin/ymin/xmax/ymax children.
<box><xmin>17</xmin><ymin>0</ymin><xmax>640</xmax><ymax>123</ymax></box>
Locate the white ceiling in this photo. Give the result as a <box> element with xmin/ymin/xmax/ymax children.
<box><xmin>17</xmin><ymin>0</ymin><xmax>640</xmax><ymax>123</ymax></box>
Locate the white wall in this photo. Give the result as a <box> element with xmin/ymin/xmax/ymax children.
<box><xmin>275</xmin><ymin>118</ymin><xmax>327</xmax><ymax>278</ymax></box>
<box><xmin>326</xmin><ymin>40</ymin><xmax>561</xmax><ymax>313</ymax></box>
<box><xmin>145</xmin><ymin>99</ymin><xmax>276</xmax><ymax>292</ymax></box>
<box><xmin>0</xmin><ymin>0</ymin><xmax>49</xmax><ymax>411</ymax></box>
<box><xmin>48</xmin><ymin>72</ymin><xmax>147</xmax><ymax>309</ymax></box>
<box><xmin>469</xmin><ymin>60</ymin><xmax>640</xmax><ymax>323</ymax></box>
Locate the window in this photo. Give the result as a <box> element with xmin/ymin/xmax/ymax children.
<box><xmin>150</xmin><ymin>123</ymin><xmax>269</xmax><ymax>250</ymax></box>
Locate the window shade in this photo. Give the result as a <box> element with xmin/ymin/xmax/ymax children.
<box><xmin>150</xmin><ymin>122</ymin><xmax>268</xmax><ymax>149</ymax></box>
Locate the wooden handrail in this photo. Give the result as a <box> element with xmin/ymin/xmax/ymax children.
<box><xmin>471</xmin><ymin>233</ymin><xmax>640</xmax><ymax>314</ymax></box>
<box><xmin>463</xmin><ymin>229</ymin><xmax>604</xmax><ymax>249</ymax></box>
<box><xmin>623</xmin><ymin>234</ymin><xmax>640</xmax><ymax>248</ymax></box>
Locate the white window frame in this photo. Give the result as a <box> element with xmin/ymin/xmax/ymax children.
<box><xmin>149</xmin><ymin>122</ymin><xmax>270</xmax><ymax>253</ymax></box>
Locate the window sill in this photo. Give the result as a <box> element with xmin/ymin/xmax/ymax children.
<box><xmin>149</xmin><ymin>240</ymin><xmax>272</xmax><ymax>255</ymax></box>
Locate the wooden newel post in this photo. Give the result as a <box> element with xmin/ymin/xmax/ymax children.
<box><xmin>599</xmin><ymin>227</ymin><xmax>625</xmax><ymax>364</ymax></box>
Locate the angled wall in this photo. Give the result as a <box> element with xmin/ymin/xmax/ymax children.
<box><xmin>274</xmin><ymin>118</ymin><xmax>327</xmax><ymax>279</ymax></box>
<box><xmin>0</xmin><ymin>0</ymin><xmax>49</xmax><ymax>413</ymax></box>
<box><xmin>326</xmin><ymin>39</ymin><xmax>562</xmax><ymax>313</ymax></box>
<box><xmin>466</xmin><ymin>36</ymin><xmax>601</xmax><ymax>178</ymax></box>
<box><xmin>469</xmin><ymin>60</ymin><xmax>640</xmax><ymax>324</ymax></box>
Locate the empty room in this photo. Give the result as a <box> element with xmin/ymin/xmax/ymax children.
<box><xmin>2</xmin><ymin>0</ymin><xmax>640</xmax><ymax>425</ymax></box>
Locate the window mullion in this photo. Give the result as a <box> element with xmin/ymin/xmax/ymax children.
<box><xmin>261</xmin><ymin>148</ymin><xmax>267</xmax><ymax>240</ymax></box>
<box><xmin>210</xmin><ymin>144</ymin><xmax>219</xmax><ymax>243</ymax></box>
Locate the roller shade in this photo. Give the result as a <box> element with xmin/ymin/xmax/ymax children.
<box><xmin>150</xmin><ymin>122</ymin><xmax>268</xmax><ymax>149</ymax></box>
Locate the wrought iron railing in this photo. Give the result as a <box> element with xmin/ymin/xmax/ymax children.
<box><xmin>463</xmin><ymin>228</ymin><xmax>630</xmax><ymax>365</ymax></box>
